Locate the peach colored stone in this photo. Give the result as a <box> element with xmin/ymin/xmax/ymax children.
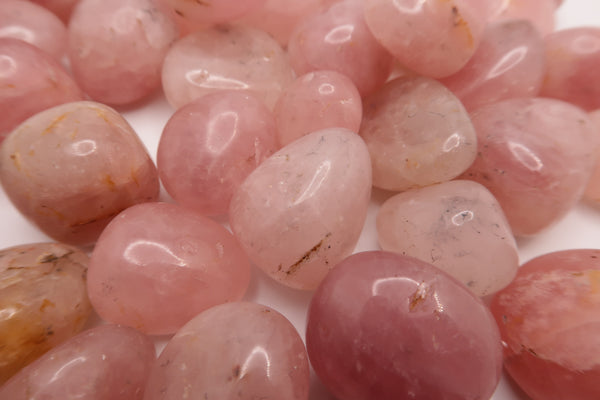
<box><xmin>229</xmin><ymin>128</ymin><xmax>372</xmax><ymax>290</ymax></box>
<box><xmin>30</xmin><ymin>0</ymin><xmax>79</xmax><ymax>22</ymax></box>
<box><xmin>164</xmin><ymin>0</ymin><xmax>265</xmax><ymax>25</ymax></box>
<box><xmin>584</xmin><ymin>110</ymin><xmax>600</xmax><ymax>205</ymax></box>
<box><xmin>0</xmin><ymin>101</ymin><xmax>159</xmax><ymax>246</ymax></box>
<box><xmin>492</xmin><ymin>0</ymin><xmax>556</xmax><ymax>36</ymax></box>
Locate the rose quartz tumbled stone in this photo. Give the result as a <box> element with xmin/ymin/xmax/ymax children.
<box><xmin>0</xmin><ymin>101</ymin><xmax>159</xmax><ymax>245</ymax></box>
<box><xmin>157</xmin><ymin>91</ymin><xmax>278</xmax><ymax>216</ymax></box>
<box><xmin>164</xmin><ymin>0</ymin><xmax>265</xmax><ymax>25</ymax></box>
<box><xmin>87</xmin><ymin>202</ymin><xmax>251</xmax><ymax>335</ymax></box>
<box><xmin>30</xmin><ymin>0</ymin><xmax>79</xmax><ymax>22</ymax></box>
<box><xmin>144</xmin><ymin>302</ymin><xmax>310</xmax><ymax>400</ymax></box>
<box><xmin>307</xmin><ymin>251</ymin><xmax>503</xmax><ymax>400</ymax></box>
<box><xmin>492</xmin><ymin>0</ymin><xmax>557</xmax><ymax>36</ymax></box>
<box><xmin>68</xmin><ymin>0</ymin><xmax>179</xmax><ymax>105</ymax></box>
<box><xmin>229</xmin><ymin>128</ymin><xmax>372</xmax><ymax>290</ymax></box>
<box><xmin>287</xmin><ymin>0</ymin><xmax>394</xmax><ymax>96</ymax></box>
<box><xmin>359</xmin><ymin>77</ymin><xmax>477</xmax><ymax>191</ymax></box>
<box><xmin>583</xmin><ymin>110</ymin><xmax>600</xmax><ymax>205</ymax></box>
<box><xmin>377</xmin><ymin>180</ymin><xmax>518</xmax><ymax>297</ymax></box>
<box><xmin>441</xmin><ymin>19</ymin><xmax>545</xmax><ymax>110</ymax></box>
<box><xmin>0</xmin><ymin>324</ymin><xmax>155</xmax><ymax>400</ymax></box>
<box><xmin>162</xmin><ymin>25</ymin><xmax>293</xmax><ymax>109</ymax></box>
<box><xmin>462</xmin><ymin>98</ymin><xmax>598</xmax><ymax>236</ymax></box>
<box><xmin>274</xmin><ymin>71</ymin><xmax>362</xmax><ymax>146</ymax></box>
<box><xmin>0</xmin><ymin>38</ymin><xmax>83</xmax><ymax>142</ymax></box>
<box><xmin>491</xmin><ymin>249</ymin><xmax>600</xmax><ymax>400</ymax></box>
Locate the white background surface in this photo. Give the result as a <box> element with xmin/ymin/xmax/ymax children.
<box><xmin>1</xmin><ymin>0</ymin><xmax>600</xmax><ymax>398</ymax></box>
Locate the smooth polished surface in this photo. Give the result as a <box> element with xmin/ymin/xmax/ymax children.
<box><xmin>584</xmin><ymin>110</ymin><xmax>600</xmax><ymax>205</ymax></box>
<box><xmin>165</xmin><ymin>0</ymin><xmax>264</xmax><ymax>25</ymax></box>
<box><xmin>491</xmin><ymin>0</ymin><xmax>557</xmax><ymax>36</ymax></box>
<box><xmin>144</xmin><ymin>302</ymin><xmax>310</xmax><ymax>400</ymax></box>
<box><xmin>30</xmin><ymin>0</ymin><xmax>79</xmax><ymax>22</ymax></box>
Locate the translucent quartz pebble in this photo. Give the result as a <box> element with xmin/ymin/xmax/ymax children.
<box><xmin>0</xmin><ymin>101</ymin><xmax>159</xmax><ymax>246</ymax></box>
<box><xmin>164</xmin><ymin>0</ymin><xmax>265</xmax><ymax>25</ymax></box>
<box><xmin>87</xmin><ymin>202</ymin><xmax>251</xmax><ymax>335</ymax></box>
<box><xmin>287</xmin><ymin>0</ymin><xmax>394</xmax><ymax>97</ymax></box>
<box><xmin>0</xmin><ymin>38</ymin><xmax>83</xmax><ymax>142</ymax></box>
<box><xmin>157</xmin><ymin>91</ymin><xmax>278</xmax><ymax>216</ymax></box>
<box><xmin>359</xmin><ymin>77</ymin><xmax>477</xmax><ymax>191</ymax></box>
<box><xmin>144</xmin><ymin>302</ymin><xmax>310</xmax><ymax>400</ymax></box>
<box><xmin>363</xmin><ymin>0</ymin><xmax>488</xmax><ymax>78</ymax></box>
<box><xmin>491</xmin><ymin>249</ymin><xmax>600</xmax><ymax>400</ymax></box>
<box><xmin>306</xmin><ymin>251</ymin><xmax>503</xmax><ymax>400</ymax></box>
<box><xmin>583</xmin><ymin>110</ymin><xmax>600</xmax><ymax>205</ymax></box>
<box><xmin>162</xmin><ymin>25</ymin><xmax>293</xmax><ymax>109</ymax></box>
<box><xmin>0</xmin><ymin>324</ymin><xmax>155</xmax><ymax>400</ymax></box>
<box><xmin>377</xmin><ymin>180</ymin><xmax>518</xmax><ymax>297</ymax></box>
<box><xmin>274</xmin><ymin>71</ymin><xmax>362</xmax><ymax>146</ymax></box>
<box><xmin>0</xmin><ymin>0</ymin><xmax>67</xmax><ymax>60</ymax></box>
<box><xmin>462</xmin><ymin>98</ymin><xmax>598</xmax><ymax>236</ymax></box>
<box><xmin>441</xmin><ymin>19</ymin><xmax>545</xmax><ymax>111</ymax></box>
<box><xmin>30</xmin><ymin>0</ymin><xmax>79</xmax><ymax>22</ymax></box>
<box><xmin>491</xmin><ymin>0</ymin><xmax>556</xmax><ymax>36</ymax></box>
<box><xmin>68</xmin><ymin>0</ymin><xmax>179</xmax><ymax>105</ymax></box>
<box><xmin>0</xmin><ymin>242</ymin><xmax>91</xmax><ymax>384</ymax></box>
<box><xmin>229</xmin><ymin>128</ymin><xmax>372</xmax><ymax>290</ymax></box>
<box><xmin>541</xmin><ymin>27</ymin><xmax>600</xmax><ymax>111</ymax></box>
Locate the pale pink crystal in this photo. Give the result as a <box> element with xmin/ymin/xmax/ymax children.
<box><xmin>583</xmin><ymin>109</ymin><xmax>600</xmax><ymax>205</ymax></box>
<box><xmin>164</xmin><ymin>0</ymin><xmax>265</xmax><ymax>25</ymax></box>
<box><xmin>492</xmin><ymin>0</ymin><xmax>557</xmax><ymax>36</ymax></box>
<box><xmin>30</xmin><ymin>0</ymin><xmax>79</xmax><ymax>22</ymax></box>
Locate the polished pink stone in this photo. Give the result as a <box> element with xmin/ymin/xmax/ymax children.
<box><xmin>0</xmin><ymin>101</ymin><xmax>159</xmax><ymax>246</ymax></box>
<box><xmin>162</xmin><ymin>24</ymin><xmax>293</xmax><ymax>109</ymax></box>
<box><xmin>0</xmin><ymin>324</ymin><xmax>155</xmax><ymax>400</ymax></box>
<box><xmin>229</xmin><ymin>128</ymin><xmax>372</xmax><ymax>290</ymax></box>
<box><xmin>583</xmin><ymin>109</ymin><xmax>600</xmax><ymax>205</ymax></box>
<box><xmin>491</xmin><ymin>249</ymin><xmax>600</xmax><ymax>400</ymax></box>
<box><xmin>157</xmin><ymin>91</ymin><xmax>278</xmax><ymax>216</ymax></box>
<box><xmin>287</xmin><ymin>0</ymin><xmax>394</xmax><ymax>96</ymax></box>
<box><xmin>359</xmin><ymin>76</ymin><xmax>477</xmax><ymax>191</ymax></box>
<box><xmin>441</xmin><ymin>19</ymin><xmax>545</xmax><ymax>110</ymax></box>
<box><xmin>541</xmin><ymin>27</ymin><xmax>600</xmax><ymax>111</ymax></box>
<box><xmin>87</xmin><ymin>202</ymin><xmax>251</xmax><ymax>335</ymax></box>
<box><xmin>492</xmin><ymin>0</ymin><xmax>556</xmax><ymax>36</ymax></box>
<box><xmin>462</xmin><ymin>98</ymin><xmax>598</xmax><ymax>236</ymax></box>
<box><xmin>0</xmin><ymin>0</ymin><xmax>67</xmax><ymax>60</ymax></box>
<box><xmin>164</xmin><ymin>0</ymin><xmax>265</xmax><ymax>25</ymax></box>
<box><xmin>144</xmin><ymin>302</ymin><xmax>310</xmax><ymax>400</ymax></box>
<box><xmin>0</xmin><ymin>38</ymin><xmax>83</xmax><ymax>142</ymax></box>
<box><xmin>274</xmin><ymin>70</ymin><xmax>362</xmax><ymax>146</ymax></box>
<box><xmin>307</xmin><ymin>251</ymin><xmax>503</xmax><ymax>400</ymax></box>
<box><xmin>30</xmin><ymin>0</ymin><xmax>79</xmax><ymax>22</ymax></box>
<box><xmin>68</xmin><ymin>0</ymin><xmax>179</xmax><ymax>105</ymax></box>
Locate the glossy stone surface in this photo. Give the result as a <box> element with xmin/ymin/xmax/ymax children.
<box><xmin>377</xmin><ymin>180</ymin><xmax>518</xmax><ymax>297</ymax></box>
<box><xmin>0</xmin><ymin>242</ymin><xmax>91</xmax><ymax>384</ymax></box>
<box><xmin>0</xmin><ymin>324</ymin><xmax>155</xmax><ymax>400</ymax></box>
<box><xmin>68</xmin><ymin>0</ymin><xmax>179</xmax><ymax>105</ymax></box>
<box><xmin>541</xmin><ymin>27</ymin><xmax>600</xmax><ymax>111</ymax></box>
<box><xmin>87</xmin><ymin>202</ymin><xmax>251</xmax><ymax>335</ymax></box>
<box><xmin>0</xmin><ymin>38</ymin><xmax>83</xmax><ymax>142</ymax></box>
<box><xmin>157</xmin><ymin>91</ymin><xmax>278</xmax><ymax>216</ymax></box>
<box><xmin>441</xmin><ymin>19</ymin><xmax>545</xmax><ymax>110</ymax></box>
<box><xmin>30</xmin><ymin>0</ymin><xmax>79</xmax><ymax>22</ymax></box>
<box><xmin>462</xmin><ymin>98</ymin><xmax>598</xmax><ymax>236</ymax></box>
<box><xmin>144</xmin><ymin>302</ymin><xmax>309</xmax><ymax>400</ymax></box>
<box><xmin>492</xmin><ymin>0</ymin><xmax>556</xmax><ymax>36</ymax></box>
<box><xmin>229</xmin><ymin>128</ymin><xmax>372</xmax><ymax>290</ymax></box>
<box><xmin>274</xmin><ymin>70</ymin><xmax>362</xmax><ymax>146</ymax></box>
<box><xmin>287</xmin><ymin>0</ymin><xmax>394</xmax><ymax>96</ymax></box>
<box><xmin>162</xmin><ymin>25</ymin><xmax>293</xmax><ymax>109</ymax></box>
<box><xmin>583</xmin><ymin>109</ymin><xmax>600</xmax><ymax>205</ymax></box>
<box><xmin>165</xmin><ymin>0</ymin><xmax>264</xmax><ymax>25</ymax></box>
<box><xmin>359</xmin><ymin>77</ymin><xmax>477</xmax><ymax>191</ymax></box>
<box><xmin>0</xmin><ymin>101</ymin><xmax>159</xmax><ymax>246</ymax></box>
<box><xmin>491</xmin><ymin>249</ymin><xmax>600</xmax><ymax>400</ymax></box>
<box><xmin>307</xmin><ymin>251</ymin><xmax>503</xmax><ymax>400</ymax></box>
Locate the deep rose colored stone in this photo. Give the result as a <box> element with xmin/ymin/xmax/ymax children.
<box><xmin>583</xmin><ymin>109</ymin><xmax>600</xmax><ymax>205</ymax></box>
<box><xmin>491</xmin><ymin>249</ymin><xmax>600</xmax><ymax>400</ymax></box>
<box><xmin>274</xmin><ymin>70</ymin><xmax>362</xmax><ymax>146</ymax></box>
<box><xmin>0</xmin><ymin>242</ymin><xmax>91</xmax><ymax>384</ymax></box>
<box><xmin>164</xmin><ymin>0</ymin><xmax>265</xmax><ymax>25</ymax></box>
<box><xmin>229</xmin><ymin>128</ymin><xmax>371</xmax><ymax>290</ymax></box>
<box><xmin>0</xmin><ymin>101</ymin><xmax>159</xmax><ymax>246</ymax></box>
<box><xmin>462</xmin><ymin>98</ymin><xmax>598</xmax><ymax>236</ymax></box>
<box><xmin>359</xmin><ymin>77</ymin><xmax>477</xmax><ymax>191</ymax></box>
<box><xmin>162</xmin><ymin>25</ymin><xmax>293</xmax><ymax>109</ymax></box>
<box><xmin>144</xmin><ymin>302</ymin><xmax>309</xmax><ymax>400</ymax></box>
<box><xmin>541</xmin><ymin>27</ymin><xmax>600</xmax><ymax>111</ymax></box>
<box><xmin>30</xmin><ymin>0</ymin><xmax>79</xmax><ymax>22</ymax></box>
<box><xmin>68</xmin><ymin>0</ymin><xmax>179</xmax><ymax>105</ymax></box>
<box><xmin>441</xmin><ymin>19</ymin><xmax>545</xmax><ymax>110</ymax></box>
<box><xmin>0</xmin><ymin>324</ymin><xmax>155</xmax><ymax>400</ymax></box>
<box><xmin>0</xmin><ymin>38</ymin><xmax>83</xmax><ymax>142</ymax></box>
<box><xmin>307</xmin><ymin>251</ymin><xmax>503</xmax><ymax>400</ymax></box>
<box><xmin>364</xmin><ymin>0</ymin><xmax>488</xmax><ymax>78</ymax></box>
<box><xmin>157</xmin><ymin>91</ymin><xmax>278</xmax><ymax>216</ymax></box>
<box><xmin>377</xmin><ymin>180</ymin><xmax>518</xmax><ymax>297</ymax></box>
<box><xmin>0</xmin><ymin>0</ymin><xmax>67</xmax><ymax>61</ymax></box>
<box><xmin>87</xmin><ymin>202</ymin><xmax>251</xmax><ymax>335</ymax></box>
<box><xmin>287</xmin><ymin>0</ymin><xmax>394</xmax><ymax>96</ymax></box>
<box><xmin>492</xmin><ymin>0</ymin><xmax>556</xmax><ymax>36</ymax></box>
